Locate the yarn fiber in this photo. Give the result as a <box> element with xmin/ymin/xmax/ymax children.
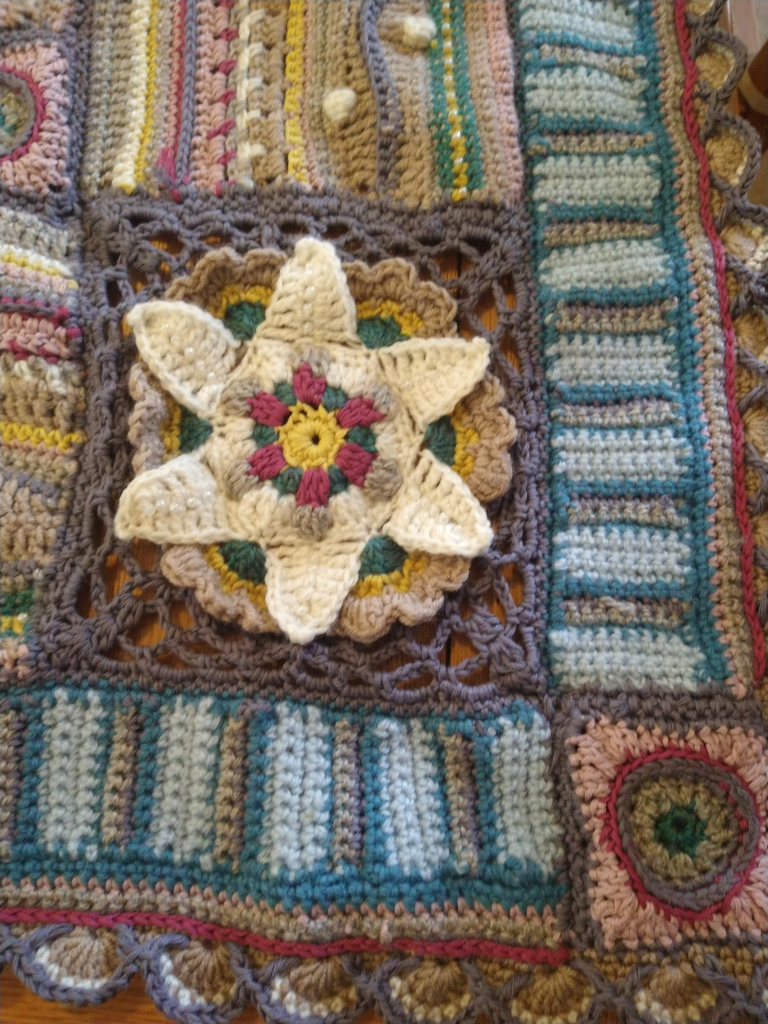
<box><xmin>0</xmin><ymin>1</ymin><xmax>767</xmax><ymax>1022</ymax></box>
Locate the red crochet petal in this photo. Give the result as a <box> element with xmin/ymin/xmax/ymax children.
<box><xmin>292</xmin><ymin>363</ymin><xmax>326</xmax><ymax>407</ymax></box>
<box><xmin>336</xmin><ymin>396</ymin><xmax>385</xmax><ymax>429</ymax></box>
<box><xmin>335</xmin><ymin>444</ymin><xmax>374</xmax><ymax>487</ymax></box>
<box><xmin>247</xmin><ymin>444</ymin><xmax>286</xmax><ymax>479</ymax></box>
<box><xmin>248</xmin><ymin>392</ymin><xmax>290</xmax><ymax>426</ymax></box>
<box><xmin>296</xmin><ymin>466</ymin><xmax>330</xmax><ymax>508</ymax></box>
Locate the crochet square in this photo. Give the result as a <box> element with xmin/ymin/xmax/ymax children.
<box><xmin>554</xmin><ymin>692</ymin><xmax>768</xmax><ymax>952</ymax></box>
<box><xmin>0</xmin><ymin>36</ymin><xmax>72</xmax><ymax>194</ymax></box>
<box><xmin>24</xmin><ymin>189</ymin><xmax>545</xmax><ymax>698</ymax></box>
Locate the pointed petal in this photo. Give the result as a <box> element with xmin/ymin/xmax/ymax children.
<box><xmin>336</xmin><ymin>396</ymin><xmax>385</xmax><ymax>428</ymax></box>
<box><xmin>114</xmin><ymin>453</ymin><xmax>233</xmax><ymax>545</ymax></box>
<box><xmin>127</xmin><ymin>301</ymin><xmax>241</xmax><ymax>419</ymax></box>
<box><xmin>265</xmin><ymin>501</ymin><xmax>369</xmax><ymax>642</ymax></box>
<box><xmin>376</xmin><ymin>336</ymin><xmax>490</xmax><ymax>430</ymax></box>
<box><xmin>258</xmin><ymin>238</ymin><xmax>358</xmax><ymax>346</ymax></box>
<box><xmin>384</xmin><ymin>450</ymin><xmax>493</xmax><ymax>557</ymax></box>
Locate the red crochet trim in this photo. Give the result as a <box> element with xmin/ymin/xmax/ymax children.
<box><xmin>601</xmin><ymin>744</ymin><xmax>764</xmax><ymax>922</ymax></box>
<box><xmin>0</xmin><ymin>907</ymin><xmax>570</xmax><ymax>965</ymax></box>
<box><xmin>674</xmin><ymin>0</ymin><xmax>766</xmax><ymax>685</ymax></box>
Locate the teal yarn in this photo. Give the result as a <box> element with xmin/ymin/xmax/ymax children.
<box><xmin>218</xmin><ymin>541</ymin><xmax>266</xmax><ymax>585</ymax></box>
<box><xmin>222</xmin><ymin>300</ymin><xmax>266</xmax><ymax>341</ymax></box>
<box><xmin>358</xmin><ymin>536</ymin><xmax>408</xmax><ymax>578</ymax></box>
<box><xmin>178</xmin><ymin>407</ymin><xmax>213</xmax><ymax>453</ymax></box>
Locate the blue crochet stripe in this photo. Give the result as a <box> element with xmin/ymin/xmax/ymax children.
<box><xmin>512</xmin><ymin>0</ymin><xmax>730</xmax><ymax>687</ymax></box>
<box><xmin>2</xmin><ymin>682</ymin><xmax>566</xmax><ymax>915</ymax></box>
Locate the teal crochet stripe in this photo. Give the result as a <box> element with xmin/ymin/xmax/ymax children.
<box><xmin>512</xmin><ymin>0</ymin><xmax>730</xmax><ymax>690</ymax></box>
<box><xmin>1</xmin><ymin>681</ymin><xmax>566</xmax><ymax>915</ymax></box>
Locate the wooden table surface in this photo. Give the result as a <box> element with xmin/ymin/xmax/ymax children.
<box><xmin>2</xmin><ymin>249</ymin><xmax>521</xmax><ymax>1023</ymax></box>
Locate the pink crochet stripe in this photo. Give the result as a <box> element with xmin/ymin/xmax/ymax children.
<box><xmin>0</xmin><ymin>907</ymin><xmax>570</xmax><ymax>965</ymax></box>
<box><xmin>602</xmin><ymin>744</ymin><xmax>764</xmax><ymax>923</ymax></box>
<box><xmin>674</xmin><ymin>1</ymin><xmax>766</xmax><ymax>685</ymax></box>
<box><xmin>483</xmin><ymin>2</ymin><xmax>523</xmax><ymax>203</ymax></box>
<box><xmin>158</xmin><ymin>0</ymin><xmax>188</xmax><ymax>182</ymax></box>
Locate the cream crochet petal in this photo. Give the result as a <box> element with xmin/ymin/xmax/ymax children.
<box><xmin>264</xmin><ymin>498</ymin><xmax>370</xmax><ymax>643</ymax></box>
<box><xmin>114</xmin><ymin>453</ymin><xmax>234</xmax><ymax>545</ymax></box>
<box><xmin>257</xmin><ymin>237</ymin><xmax>358</xmax><ymax>347</ymax></box>
<box><xmin>384</xmin><ymin>450</ymin><xmax>493</xmax><ymax>558</ymax></box>
<box><xmin>376</xmin><ymin>336</ymin><xmax>490</xmax><ymax>431</ymax></box>
<box><xmin>126</xmin><ymin>300</ymin><xmax>241</xmax><ymax>419</ymax></box>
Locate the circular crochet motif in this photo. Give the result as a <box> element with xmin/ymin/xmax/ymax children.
<box><xmin>117</xmin><ymin>240</ymin><xmax>515</xmax><ymax>644</ymax></box>
<box><xmin>246</xmin><ymin>366</ymin><xmax>383</xmax><ymax>505</ymax></box>
<box><xmin>610</xmin><ymin>752</ymin><xmax>762</xmax><ymax>917</ymax></box>
<box><xmin>0</xmin><ymin>69</ymin><xmax>36</xmax><ymax>158</ymax></box>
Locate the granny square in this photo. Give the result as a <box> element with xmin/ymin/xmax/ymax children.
<box><xmin>0</xmin><ymin>1</ymin><xmax>767</xmax><ymax>1021</ymax></box>
<box><xmin>554</xmin><ymin>691</ymin><xmax>768</xmax><ymax>952</ymax></box>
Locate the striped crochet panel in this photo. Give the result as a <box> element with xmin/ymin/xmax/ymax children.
<box><xmin>2</xmin><ymin>685</ymin><xmax>565</xmax><ymax>918</ymax></box>
<box><xmin>80</xmin><ymin>0</ymin><xmax>523</xmax><ymax>205</ymax></box>
<box><xmin>513</xmin><ymin>0</ymin><xmax>764</xmax><ymax>694</ymax></box>
<box><xmin>0</xmin><ymin>206</ymin><xmax>83</xmax><ymax>676</ymax></box>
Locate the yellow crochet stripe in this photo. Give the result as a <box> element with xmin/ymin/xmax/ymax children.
<box><xmin>352</xmin><ymin>552</ymin><xmax>430</xmax><ymax>599</ymax></box>
<box><xmin>204</xmin><ymin>546</ymin><xmax>268</xmax><ymax>609</ymax></box>
<box><xmin>208</xmin><ymin>284</ymin><xmax>273</xmax><ymax>320</ymax></box>
<box><xmin>284</xmin><ymin>0</ymin><xmax>309</xmax><ymax>184</ymax></box>
<box><xmin>1</xmin><ymin>616</ymin><xmax>26</xmax><ymax>635</ymax></box>
<box><xmin>0</xmin><ymin>421</ymin><xmax>86</xmax><ymax>452</ymax></box>
<box><xmin>160</xmin><ymin>398</ymin><xmax>182</xmax><ymax>457</ymax></box>
<box><xmin>439</xmin><ymin>0</ymin><xmax>469</xmax><ymax>201</ymax></box>
<box><xmin>355</xmin><ymin>300</ymin><xmax>423</xmax><ymax>338</ymax></box>
<box><xmin>0</xmin><ymin>251</ymin><xmax>77</xmax><ymax>285</ymax></box>
<box><xmin>451</xmin><ymin>405</ymin><xmax>479</xmax><ymax>478</ymax></box>
<box><xmin>136</xmin><ymin>0</ymin><xmax>162</xmax><ymax>185</ymax></box>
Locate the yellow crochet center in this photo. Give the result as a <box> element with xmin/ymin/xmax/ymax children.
<box><xmin>1</xmin><ymin>616</ymin><xmax>26</xmax><ymax>635</ymax></box>
<box><xmin>355</xmin><ymin>299</ymin><xmax>423</xmax><ymax>338</ymax></box>
<box><xmin>284</xmin><ymin>0</ymin><xmax>309</xmax><ymax>184</ymax></box>
<box><xmin>160</xmin><ymin>398</ymin><xmax>182</xmax><ymax>457</ymax></box>
<box><xmin>440</xmin><ymin>0</ymin><xmax>469</xmax><ymax>201</ymax></box>
<box><xmin>451</xmin><ymin>406</ymin><xmax>479</xmax><ymax>478</ymax></box>
<box><xmin>0</xmin><ymin>421</ymin><xmax>86</xmax><ymax>452</ymax></box>
<box><xmin>208</xmin><ymin>284</ymin><xmax>273</xmax><ymax>320</ymax></box>
<box><xmin>278</xmin><ymin>403</ymin><xmax>347</xmax><ymax>470</ymax></box>
<box><xmin>204</xmin><ymin>547</ymin><xmax>267</xmax><ymax>609</ymax></box>
<box><xmin>352</xmin><ymin>552</ymin><xmax>430</xmax><ymax>599</ymax></box>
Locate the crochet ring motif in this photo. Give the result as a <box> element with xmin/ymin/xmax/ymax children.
<box><xmin>115</xmin><ymin>238</ymin><xmax>515</xmax><ymax>643</ymax></box>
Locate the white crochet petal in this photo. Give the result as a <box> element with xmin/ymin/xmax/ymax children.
<box><xmin>376</xmin><ymin>336</ymin><xmax>490</xmax><ymax>430</ymax></box>
<box><xmin>384</xmin><ymin>450</ymin><xmax>493</xmax><ymax>558</ymax></box>
<box><xmin>114</xmin><ymin>453</ymin><xmax>234</xmax><ymax>545</ymax></box>
<box><xmin>127</xmin><ymin>301</ymin><xmax>241</xmax><ymax>418</ymax></box>
<box><xmin>264</xmin><ymin>502</ymin><xmax>369</xmax><ymax>643</ymax></box>
<box><xmin>258</xmin><ymin>238</ymin><xmax>358</xmax><ymax>347</ymax></box>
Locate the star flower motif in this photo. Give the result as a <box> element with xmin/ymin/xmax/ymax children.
<box><xmin>115</xmin><ymin>238</ymin><xmax>496</xmax><ymax>643</ymax></box>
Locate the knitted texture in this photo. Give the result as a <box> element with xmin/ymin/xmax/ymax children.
<box><xmin>1</xmin><ymin>2</ymin><xmax>767</xmax><ymax>1022</ymax></box>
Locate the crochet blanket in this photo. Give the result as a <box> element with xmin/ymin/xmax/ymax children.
<box><xmin>1</xmin><ymin>1</ymin><xmax>767</xmax><ymax>1021</ymax></box>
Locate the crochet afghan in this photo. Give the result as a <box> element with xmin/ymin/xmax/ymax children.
<box><xmin>1</xmin><ymin>1</ymin><xmax>767</xmax><ymax>1022</ymax></box>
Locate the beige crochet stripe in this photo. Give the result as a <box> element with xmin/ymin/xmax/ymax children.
<box><xmin>378</xmin><ymin>1</ymin><xmax>437</xmax><ymax>208</ymax></box>
<box><xmin>323</xmin><ymin>0</ymin><xmax>377</xmax><ymax>194</ymax></box>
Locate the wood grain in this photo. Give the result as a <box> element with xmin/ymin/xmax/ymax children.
<box><xmin>2</xmin><ymin>252</ymin><xmax>519</xmax><ymax>1023</ymax></box>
